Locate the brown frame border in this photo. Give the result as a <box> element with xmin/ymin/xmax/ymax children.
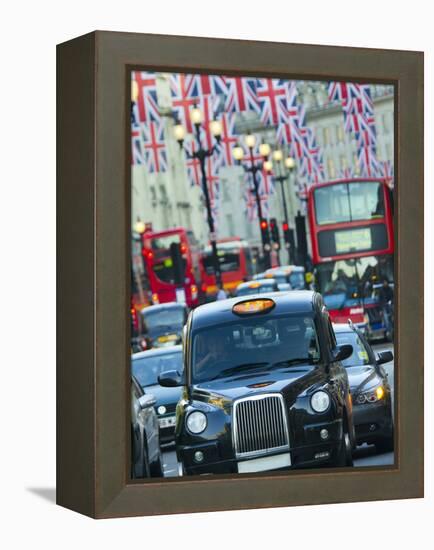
<box><xmin>57</xmin><ymin>31</ymin><xmax>423</xmax><ymax>519</ymax></box>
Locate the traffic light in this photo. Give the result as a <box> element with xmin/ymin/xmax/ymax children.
<box><xmin>282</xmin><ymin>222</ymin><xmax>290</xmax><ymax>246</ymax></box>
<box><xmin>260</xmin><ymin>219</ymin><xmax>270</xmax><ymax>247</ymax></box>
<box><xmin>270</xmin><ymin>218</ymin><xmax>280</xmax><ymax>250</ymax></box>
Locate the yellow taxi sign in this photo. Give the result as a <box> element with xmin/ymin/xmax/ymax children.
<box><xmin>248</xmin><ymin>282</ymin><xmax>261</xmax><ymax>288</ymax></box>
<box><xmin>264</xmin><ymin>273</ymin><xmax>274</xmax><ymax>278</ymax></box>
<box><xmin>233</xmin><ymin>299</ymin><xmax>275</xmax><ymax>316</ymax></box>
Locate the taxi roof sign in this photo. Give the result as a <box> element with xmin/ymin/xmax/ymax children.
<box><xmin>232</xmin><ymin>299</ymin><xmax>275</xmax><ymax>315</ymax></box>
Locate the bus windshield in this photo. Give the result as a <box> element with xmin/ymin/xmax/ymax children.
<box><xmin>314</xmin><ymin>181</ymin><xmax>385</xmax><ymax>225</ymax></box>
<box><xmin>316</xmin><ymin>256</ymin><xmax>393</xmax><ymax>310</ymax></box>
<box><xmin>149</xmin><ymin>234</ymin><xmax>187</xmax><ymax>283</ymax></box>
<box><xmin>203</xmin><ymin>249</ymin><xmax>240</xmax><ymax>274</ymax></box>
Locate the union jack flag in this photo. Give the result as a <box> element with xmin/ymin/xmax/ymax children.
<box><xmin>142</xmin><ymin>120</ymin><xmax>167</xmax><ymax>173</ymax></box>
<box><xmin>188</xmin><ymin>74</ymin><xmax>228</xmax><ymax>99</ymax></box>
<box><xmin>328</xmin><ymin>82</ymin><xmax>361</xmax><ymax>104</ymax></box>
<box><xmin>244</xmin><ymin>184</ymin><xmax>270</xmax><ymax>221</ymax></box>
<box><xmin>357</xmin><ymin>144</ymin><xmax>380</xmax><ymax>178</ymax></box>
<box><xmin>170</xmin><ymin>74</ymin><xmax>200</xmax><ymax>133</ymax></box>
<box><xmin>224</xmin><ymin>76</ymin><xmax>261</xmax><ymax>115</ymax></box>
<box><xmin>131</xmin><ymin>123</ymin><xmax>145</xmax><ymax>165</ymax></box>
<box><xmin>218</xmin><ymin>113</ymin><xmax>238</xmax><ymax>166</ymax></box>
<box><xmin>132</xmin><ymin>72</ymin><xmax>160</xmax><ymax>123</ymax></box>
<box><xmin>339</xmin><ymin>166</ymin><xmax>355</xmax><ymax>179</ymax></box>
<box><xmin>257</xmin><ymin>78</ymin><xmax>290</xmax><ymax>126</ymax></box>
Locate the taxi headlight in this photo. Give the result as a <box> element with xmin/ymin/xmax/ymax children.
<box><xmin>356</xmin><ymin>385</ymin><xmax>385</xmax><ymax>404</ymax></box>
<box><xmin>186</xmin><ymin>411</ymin><xmax>207</xmax><ymax>434</ymax></box>
<box><xmin>311</xmin><ymin>391</ymin><xmax>331</xmax><ymax>413</ymax></box>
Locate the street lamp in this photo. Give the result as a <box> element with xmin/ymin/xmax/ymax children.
<box><xmin>133</xmin><ymin>219</ymin><xmax>146</xmax><ymax>234</ymax></box>
<box><xmin>232</xmin><ymin>133</ymin><xmax>273</xmax><ymax>270</ymax></box>
<box><xmin>272</xmin><ymin>149</ymin><xmax>297</xmax><ymax>263</ymax></box>
<box><xmin>174</xmin><ymin>106</ymin><xmax>223</xmax><ymax>289</ymax></box>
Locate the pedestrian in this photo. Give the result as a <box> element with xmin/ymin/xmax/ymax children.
<box><xmin>216</xmin><ymin>284</ymin><xmax>227</xmax><ymax>301</ymax></box>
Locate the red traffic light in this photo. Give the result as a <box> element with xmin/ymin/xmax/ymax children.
<box><xmin>282</xmin><ymin>222</ymin><xmax>289</xmax><ymax>231</ymax></box>
<box><xmin>260</xmin><ymin>220</ymin><xmax>268</xmax><ymax>230</ymax></box>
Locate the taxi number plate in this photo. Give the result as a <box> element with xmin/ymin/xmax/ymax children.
<box><xmin>237</xmin><ymin>453</ymin><xmax>291</xmax><ymax>473</ymax></box>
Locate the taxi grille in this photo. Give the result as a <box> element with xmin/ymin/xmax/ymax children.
<box><xmin>233</xmin><ymin>394</ymin><xmax>289</xmax><ymax>458</ymax></box>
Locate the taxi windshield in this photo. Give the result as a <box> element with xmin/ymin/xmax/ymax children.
<box><xmin>142</xmin><ymin>308</ymin><xmax>185</xmax><ymax>333</ymax></box>
<box><xmin>192</xmin><ymin>314</ymin><xmax>320</xmax><ymax>383</ymax></box>
<box><xmin>335</xmin><ymin>330</ymin><xmax>372</xmax><ymax>367</ymax></box>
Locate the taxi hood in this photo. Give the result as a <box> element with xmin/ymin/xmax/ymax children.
<box><xmin>191</xmin><ymin>364</ymin><xmax>324</xmax><ymax>404</ymax></box>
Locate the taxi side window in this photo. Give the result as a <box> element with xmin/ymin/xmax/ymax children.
<box><xmin>327</xmin><ymin>317</ymin><xmax>337</xmax><ymax>350</ymax></box>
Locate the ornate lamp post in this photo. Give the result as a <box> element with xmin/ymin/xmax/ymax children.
<box><xmin>272</xmin><ymin>149</ymin><xmax>297</xmax><ymax>263</ymax></box>
<box><xmin>173</xmin><ymin>107</ymin><xmax>223</xmax><ymax>288</ymax></box>
<box><xmin>232</xmin><ymin>133</ymin><xmax>273</xmax><ymax>270</ymax></box>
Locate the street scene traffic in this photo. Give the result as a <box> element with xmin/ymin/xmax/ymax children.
<box><xmin>130</xmin><ymin>71</ymin><xmax>395</xmax><ymax>479</ymax></box>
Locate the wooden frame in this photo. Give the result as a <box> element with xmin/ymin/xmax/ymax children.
<box><xmin>57</xmin><ymin>31</ymin><xmax>424</xmax><ymax>519</ymax></box>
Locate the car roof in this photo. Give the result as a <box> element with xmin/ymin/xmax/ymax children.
<box><xmin>191</xmin><ymin>290</ymin><xmax>319</xmax><ymax>330</ymax></box>
<box><xmin>141</xmin><ymin>302</ymin><xmax>186</xmax><ymax>315</ymax></box>
<box><xmin>132</xmin><ymin>345</ymin><xmax>182</xmax><ymax>360</ymax></box>
<box><xmin>237</xmin><ymin>278</ymin><xmax>277</xmax><ymax>289</ymax></box>
<box><xmin>333</xmin><ymin>323</ymin><xmax>355</xmax><ymax>334</ymax></box>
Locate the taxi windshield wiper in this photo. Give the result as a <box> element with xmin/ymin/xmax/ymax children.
<box><xmin>211</xmin><ymin>362</ymin><xmax>270</xmax><ymax>380</ymax></box>
<box><xmin>269</xmin><ymin>357</ymin><xmax>319</xmax><ymax>369</ymax></box>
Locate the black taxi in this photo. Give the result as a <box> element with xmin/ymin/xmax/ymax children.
<box><xmin>159</xmin><ymin>291</ymin><xmax>355</xmax><ymax>475</ymax></box>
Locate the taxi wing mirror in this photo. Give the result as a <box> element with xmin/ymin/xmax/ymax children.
<box><xmin>333</xmin><ymin>344</ymin><xmax>353</xmax><ymax>362</ymax></box>
<box><xmin>138</xmin><ymin>393</ymin><xmax>156</xmax><ymax>410</ymax></box>
<box><xmin>158</xmin><ymin>370</ymin><xmax>184</xmax><ymax>387</ymax></box>
<box><xmin>376</xmin><ymin>350</ymin><xmax>393</xmax><ymax>365</ymax></box>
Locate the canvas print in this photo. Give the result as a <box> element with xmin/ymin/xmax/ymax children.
<box><xmin>129</xmin><ymin>72</ymin><xmax>395</xmax><ymax>479</ymax></box>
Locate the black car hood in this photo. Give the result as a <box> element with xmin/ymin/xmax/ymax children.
<box><xmin>346</xmin><ymin>364</ymin><xmax>380</xmax><ymax>393</ymax></box>
<box><xmin>145</xmin><ymin>384</ymin><xmax>182</xmax><ymax>408</ymax></box>
<box><xmin>192</xmin><ymin>365</ymin><xmax>323</xmax><ymax>403</ymax></box>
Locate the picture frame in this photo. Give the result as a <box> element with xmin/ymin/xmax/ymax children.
<box><xmin>57</xmin><ymin>30</ymin><xmax>423</xmax><ymax>519</ymax></box>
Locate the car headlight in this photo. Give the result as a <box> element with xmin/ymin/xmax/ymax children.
<box><xmin>186</xmin><ymin>411</ymin><xmax>207</xmax><ymax>434</ymax></box>
<box><xmin>311</xmin><ymin>391</ymin><xmax>331</xmax><ymax>413</ymax></box>
<box><xmin>356</xmin><ymin>385</ymin><xmax>385</xmax><ymax>404</ymax></box>
<box><xmin>157</xmin><ymin>405</ymin><xmax>167</xmax><ymax>415</ymax></box>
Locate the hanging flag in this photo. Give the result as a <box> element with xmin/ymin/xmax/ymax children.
<box><xmin>131</xmin><ymin>123</ymin><xmax>145</xmax><ymax>165</ymax></box>
<box><xmin>132</xmin><ymin>72</ymin><xmax>161</xmax><ymax>123</ymax></box>
<box><xmin>170</xmin><ymin>74</ymin><xmax>201</xmax><ymax>133</ymax></box>
<box><xmin>218</xmin><ymin>113</ymin><xmax>238</xmax><ymax>166</ymax></box>
<box><xmin>142</xmin><ymin>120</ymin><xmax>167</xmax><ymax>173</ymax></box>
<box><xmin>257</xmin><ymin>78</ymin><xmax>290</xmax><ymax>126</ymax></box>
<box><xmin>224</xmin><ymin>76</ymin><xmax>261</xmax><ymax>115</ymax></box>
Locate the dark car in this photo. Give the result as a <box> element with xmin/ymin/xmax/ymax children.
<box><xmin>234</xmin><ymin>278</ymin><xmax>279</xmax><ymax>297</ymax></box>
<box><xmin>132</xmin><ymin>346</ymin><xmax>183</xmax><ymax>445</ymax></box>
<box><xmin>159</xmin><ymin>291</ymin><xmax>355</xmax><ymax>475</ymax></box>
<box><xmin>131</xmin><ymin>376</ymin><xmax>163</xmax><ymax>478</ymax></box>
<box><xmin>139</xmin><ymin>302</ymin><xmax>188</xmax><ymax>350</ymax></box>
<box><xmin>334</xmin><ymin>323</ymin><xmax>394</xmax><ymax>453</ymax></box>
<box><xmin>266</xmin><ymin>266</ymin><xmax>306</xmax><ymax>290</ymax></box>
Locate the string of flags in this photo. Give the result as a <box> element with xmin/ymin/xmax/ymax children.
<box><xmin>131</xmin><ymin>71</ymin><xmax>393</xmax><ymax>224</ymax></box>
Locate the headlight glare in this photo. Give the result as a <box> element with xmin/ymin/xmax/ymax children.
<box><xmin>311</xmin><ymin>390</ymin><xmax>330</xmax><ymax>413</ymax></box>
<box><xmin>186</xmin><ymin>411</ymin><xmax>207</xmax><ymax>434</ymax></box>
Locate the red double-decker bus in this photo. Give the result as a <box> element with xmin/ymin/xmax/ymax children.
<box><xmin>307</xmin><ymin>178</ymin><xmax>394</xmax><ymax>337</ymax></box>
<box><xmin>142</xmin><ymin>227</ymin><xmax>201</xmax><ymax>308</ymax></box>
<box><xmin>200</xmin><ymin>237</ymin><xmax>254</xmax><ymax>300</ymax></box>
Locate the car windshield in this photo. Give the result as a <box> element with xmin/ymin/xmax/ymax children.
<box><xmin>335</xmin><ymin>330</ymin><xmax>371</xmax><ymax>367</ymax></box>
<box><xmin>142</xmin><ymin>308</ymin><xmax>185</xmax><ymax>333</ymax></box>
<box><xmin>132</xmin><ymin>351</ymin><xmax>183</xmax><ymax>387</ymax></box>
<box><xmin>192</xmin><ymin>314</ymin><xmax>321</xmax><ymax>383</ymax></box>
<box><xmin>236</xmin><ymin>284</ymin><xmax>276</xmax><ymax>296</ymax></box>
<box><xmin>289</xmin><ymin>271</ymin><xmax>305</xmax><ymax>288</ymax></box>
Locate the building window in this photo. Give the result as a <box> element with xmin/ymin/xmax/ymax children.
<box><xmin>327</xmin><ymin>158</ymin><xmax>336</xmax><ymax>179</ymax></box>
<box><xmin>353</xmin><ymin>153</ymin><xmax>360</xmax><ymax>175</ymax></box>
<box><xmin>340</xmin><ymin>155</ymin><xmax>348</xmax><ymax>170</ymax></box>
<box><xmin>226</xmin><ymin>214</ymin><xmax>235</xmax><ymax>236</ymax></box>
<box><xmin>337</xmin><ymin>125</ymin><xmax>345</xmax><ymax>143</ymax></box>
<box><xmin>323</xmin><ymin>127</ymin><xmax>330</xmax><ymax>146</ymax></box>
